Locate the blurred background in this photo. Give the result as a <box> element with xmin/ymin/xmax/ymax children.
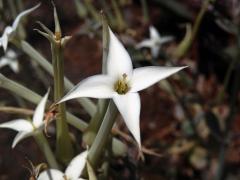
<box><xmin>0</xmin><ymin>0</ymin><xmax>239</xmax><ymax>179</ymax></box>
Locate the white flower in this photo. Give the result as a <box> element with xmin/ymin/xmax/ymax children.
<box><xmin>136</xmin><ymin>26</ymin><xmax>174</xmax><ymax>58</ymax></box>
<box><xmin>59</xmin><ymin>27</ymin><xmax>185</xmax><ymax>147</ymax></box>
<box><xmin>0</xmin><ymin>49</ymin><xmax>19</xmax><ymax>73</ymax></box>
<box><xmin>0</xmin><ymin>89</ymin><xmax>49</xmax><ymax>148</ymax></box>
<box><xmin>38</xmin><ymin>150</ymin><xmax>88</xmax><ymax>180</ymax></box>
<box><xmin>0</xmin><ymin>3</ymin><xmax>40</xmax><ymax>51</ymax></box>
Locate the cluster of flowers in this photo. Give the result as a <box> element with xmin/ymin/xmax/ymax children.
<box><xmin>0</xmin><ymin>3</ymin><xmax>185</xmax><ymax>180</ymax></box>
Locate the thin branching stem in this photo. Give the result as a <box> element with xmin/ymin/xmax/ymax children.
<box><xmin>34</xmin><ymin>132</ymin><xmax>59</xmax><ymax>169</ymax></box>
<box><xmin>140</xmin><ymin>0</ymin><xmax>149</xmax><ymax>23</ymax></box>
<box><xmin>0</xmin><ymin>106</ymin><xmax>33</xmax><ymax>115</ymax></box>
<box><xmin>111</xmin><ymin>0</ymin><xmax>126</xmax><ymax>31</ymax></box>
<box><xmin>174</xmin><ymin>0</ymin><xmax>212</xmax><ymax>58</ymax></box>
<box><xmin>51</xmin><ymin>38</ymin><xmax>74</xmax><ymax>164</ymax></box>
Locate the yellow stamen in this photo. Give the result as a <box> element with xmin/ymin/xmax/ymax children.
<box><xmin>114</xmin><ymin>73</ymin><xmax>130</xmax><ymax>94</ymax></box>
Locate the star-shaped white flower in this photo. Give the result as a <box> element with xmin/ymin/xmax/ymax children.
<box><xmin>38</xmin><ymin>150</ymin><xmax>88</xmax><ymax>180</ymax></box>
<box><xmin>59</xmin><ymin>27</ymin><xmax>185</xmax><ymax>147</ymax></box>
<box><xmin>0</xmin><ymin>3</ymin><xmax>40</xmax><ymax>51</ymax></box>
<box><xmin>0</xmin><ymin>49</ymin><xmax>19</xmax><ymax>73</ymax></box>
<box><xmin>136</xmin><ymin>26</ymin><xmax>174</xmax><ymax>58</ymax></box>
<box><xmin>0</xmin><ymin>89</ymin><xmax>49</xmax><ymax>148</ymax></box>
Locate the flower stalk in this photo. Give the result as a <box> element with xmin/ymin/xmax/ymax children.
<box><xmin>83</xmin><ymin>100</ymin><xmax>109</xmax><ymax>145</ymax></box>
<box><xmin>83</xmin><ymin>0</ymin><xmax>100</xmax><ymax>22</ymax></box>
<box><xmin>83</xmin><ymin>13</ymin><xmax>110</xmax><ymax>146</ymax></box>
<box><xmin>51</xmin><ymin>7</ymin><xmax>74</xmax><ymax>164</ymax></box>
<box><xmin>88</xmin><ymin>100</ymin><xmax>118</xmax><ymax>169</ymax></box>
<box><xmin>0</xmin><ymin>106</ymin><xmax>33</xmax><ymax>115</ymax></box>
<box><xmin>33</xmin><ymin>5</ymin><xmax>74</xmax><ymax>163</ymax></box>
<box><xmin>0</xmin><ymin>73</ymin><xmax>42</xmax><ymax>104</ymax></box>
<box><xmin>140</xmin><ymin>0</ymin><xmax>149</xmax><ymax>23</ymax></box>
<box><xmin>173</xmin><ymin>0</ymin><xmax>213</xmax><ymax>58</ymax></box>
<box><xmin>111</xmin><ymin>0</ymin><xmax>126</xmax><ymax>31</ymax></box>
<box><xmin>34</xmin><ymin>132</ymin><xmax>59</xmax><ymax>169</ymax></box>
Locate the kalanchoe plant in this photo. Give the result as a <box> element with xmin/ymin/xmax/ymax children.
<box><xmin>0</xmin><ymin>89</ymin><xmax>49</xmax><ymax>148</ymax></box>
<box><xmin>0</xmin><ymin>49</ymin><xmax>19</xmax><ymax>73</ymax></box>
<box><xmin>0</xmin><ymin>3</ymin><xmax>40</xmax><ymax>51</ymax></box>
<box><xmin>38</xmin><ymin>150</ymin><xmax>88</xmax><ymax>180</ymax></box>
<box><xmin>136</xmin><ymin>26</ymin><xmax>174</xmax><ymax>58</ymax></box>
<box><xmin>58</xmin><ymin>27</ymin><xmax>186</xmax><ymax>147</ymax></box>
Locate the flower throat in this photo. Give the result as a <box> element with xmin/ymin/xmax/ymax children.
<box><xmin>114</xmin><ymin>73</ymin><xmax>130</xmax><ymax>94</ymax></box>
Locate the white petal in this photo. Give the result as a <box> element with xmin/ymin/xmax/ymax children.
<box><xmin>159</xmin><ymin>36</ymin><xmax>174</xmax><ymax>44</ymax></box>
<box><xmin>9</xmin><ymin>60</ymin><xmax>19</xmax><ymax>73</ymax></box>
<box><xmin>33</xmin><ymin>89</ymin><xmax>50</xmax><ymax>128</ymax></box>
<box><xmin>113</xmin><ymin>93</ymin><xmax>141</xmax><ymax>147</ymax></box>
<box><xmin>12</xmin><ymin>3</ymin><xmax>41</xmax><ymax>31</ymax></box>
<box><xmin>107</xmin><ymin>27</ymin><xmax>133</xmax><ymax>79</ymax></box>
<box><xmin>38</xmin><ymin>169</ymin><xmax>64</xmax><ymax>180</ymax></box>
<box><xmin>12</xmin><ymin>131</ymin><xmax>33</xmax><ymax>148</ymax></box>
<box><xmin>59</xmin><ymin>75</ymin><xmax>116</xmax><ymax>103</ymax></box>
<box><xmin>150</xmin><ymin>26</ymin><xmax>161</xmax><ymax>41</ymax></box>
<box><xmin>131</xmin><ymin>66</ymin><xmax>186</xmax><ymax>92</ymax></box>
<box><xmin>136</xmin><ymin>39</ymin><xmax>154</xmax><ymax>49</ymax></box>
<box><xmin>65</xmin><ymin>150</ymin><xmax>88</xmax><ymax>179</ymax></box>
<box><xmin>0</xmin><ymin>119</ymin><xmax>33</xmax><ymax>132</ymax></box>
<box><xmin>0</xmin><ymin>58</ymin><xmax>8</xmax><ymax>68</ymax></box>
<box><xmin>1</xmin><ymin>31</ymin><xmax>10</xmax><ymax>52</ymax></box>
<box><xmin>151</xmin><ymin>46</ymin><xmax>160</xmax><ymax>58</ymax></box>
<box><xmin>6</xmin><ymin>49</ymin><xmax>17</xmax><ymax>58</ymax></box>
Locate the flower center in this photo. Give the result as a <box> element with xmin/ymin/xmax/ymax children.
<box><xmin>114</xmin><ymin>73</ymin><xmax>130</xmax><ymax>95</ymax></box>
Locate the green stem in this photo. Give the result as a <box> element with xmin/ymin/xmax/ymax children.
<box><xmin>0</xmin><ymin>73</ymin><xmax>42</xmax><ymax>104</ymax></box>
<box><xmin>216</xmin><ymin>57</ymin><xmax>239</xmax><ymax>103</ymax></box>
<box><xmin>51</xmin><ymin>39</ymin><xmax>73</xmax><ymax>164</ymax></box>
<box><xmin>83</xmin><ymin>14</ymin><xmax>110</xmax><ymax>145</ymax></box>
<box><xmin>83</xmin><ymin>0</ymin><xmax>100</xmax><ymax>22</ymax></box>
<box><xmin>100</xmin><ymin>0</ymin><xmax>116</xmax><ymax>28</ymax></box>
<box><xmin>34</xmin><ymin>132</ymin><xmax>59</xmax><ymax>169</ymax></box>
<box><xmin>215</xmin><ymin>143</ymin><xmax>226</xmax><ymax>180</ymax></box>
<box><xmin>0</xmin><ymin>106</ymin><xmax>33</xmax><ymax>115</ymax></box>
<box><xmin>83</xmin><ymin>99</ymin><xmax>109</xmax><ymax>145</ymax></box>
<box><xmin>111</xmin><ymin>0</ymin><xmax>126</xmax><ymax>31</ymax></box>
<box><xmin>140</xmin><ymin>0</ymin><xmax>149</xmax><ymax>23</ymax></box>
<box><xmin>16</xmin><ymin>0</ymin><xmax>24</xmax><ymax>12</ymax></box>
<box><xmin>18</xmin><ymin>40</ymin><xmax>96</xmax><ymax>116</ymax></box>
<box><xmin>191</xmin><ymin>0</ymin><xmax>211</xmax><ymax>41</ymax></box>
<box><xmin>101</xmin><ymin>14</ymin><xmax>109</xmax><ymax>75</ymax></box>
<box><xmin>7</xmin><ymin>0</ymin><xmax>17</xmax><ymax>18</ymax></box>
<box><xmin>88</xmin><ymin>100</ymin><xmax>118</xmax><ymax>169</ymax></box>
<box><xmin>174</xmin><ymin>0</ymin><xmax>211</xmax><ymax>58</ymax></box>
<box><xmin>74</xmin><ymin>0</ymin><xmax>88</xmax><ymax>18</ymax></box>
<box><xmin>215</xmin><ymin>29</ymin><xmax>240</xmax><ymax>180</ymax></box>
